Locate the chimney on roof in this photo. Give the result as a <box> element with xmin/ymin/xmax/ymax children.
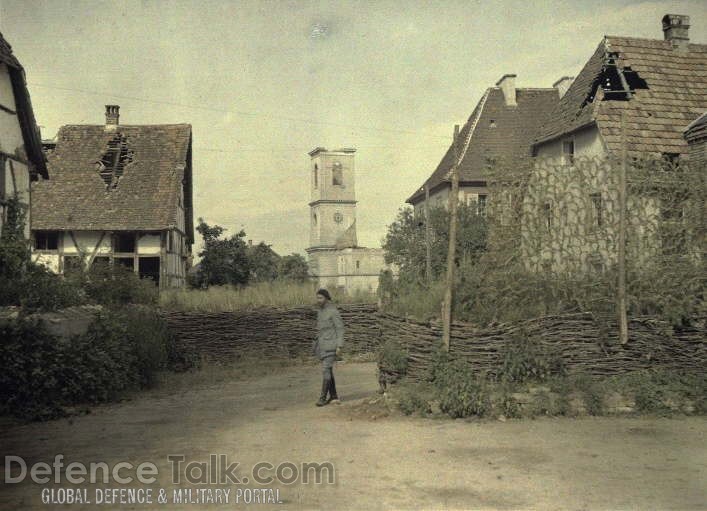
<box><xmin>553</xmin><ymin>76</ymin><xmax>574</xmax><ymax>99</ymax></box>
<box><xmin>662</xmin><ymin>14</ymin><xmax>690</xmax><ymax>50</ymax></box>
<box><xmin>496</xmin><ymin>74</ymin><xmax>517</xmax><ymax>106</ymax></box>
<box><xmin>105</xmin><ymin>105</ymin><xmax>120</xmax><ymax>131</ymax></box>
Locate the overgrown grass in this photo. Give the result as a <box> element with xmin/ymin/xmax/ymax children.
<box><xmin>160</xmin><ymin>280</ymin><xmax>377</xmax><ymax>312</ymax></box>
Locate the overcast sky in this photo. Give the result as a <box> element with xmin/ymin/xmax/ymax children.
<box><xmin>1</xmin><ymin>0</ymin><xmax>705</xmax><ymax>256</ymax></box>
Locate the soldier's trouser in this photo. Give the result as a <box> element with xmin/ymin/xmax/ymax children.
<box><xmin>321</xmin><ymin>354</ymin><xmax>338</xmax><ymax>399</ymax></box>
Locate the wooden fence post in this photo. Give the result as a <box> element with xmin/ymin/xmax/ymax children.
<box><xmin>618</xmin><ymin>110</ymin><xmax>629</xmax><ymax>345</ymax></box>
<box><xmin>442</xmin><ymin>125</ymin><xmax>460</xmax><ymax>351</ymax></box>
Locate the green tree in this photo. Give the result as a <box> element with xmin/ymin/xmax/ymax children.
<box><xmin>193</xmin><ymin>219</ymin><xmax>250</xmax><ymax>287</ymax></box>
<box><xmin>382</xmin><ymin>202</ymin><xmax>488</xmax><ymax>284</ymax></box>
<box><xmin>278</xmin><ymin>253</ymin><xmax>310</xmax><ymax>281</ymax></box>
<box><xmin>247</xmin><ymin>242</ymin><xmax>281</xmax><ymax>282</ymax></box>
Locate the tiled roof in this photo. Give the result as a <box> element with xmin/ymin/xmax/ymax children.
<box><xmin>407</xmin><ymin>87</ymin><xmax>557</xmax><ymax>204</ymax></box>
<box><xmin>535</xmin><ymin>36</ymin><xmax>707</xmax><ymax>156</ymax></box>
<box><xmin>0</xmin><ymin>32</ymin><xmax>47</xmax><ymax>177</ymax></box>
<box><xmin>32</xmin><ymin>124</ymin><xmax>192</xmax><ymax>232</ymax></box>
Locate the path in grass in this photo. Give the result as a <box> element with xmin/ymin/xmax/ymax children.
<box><xmin>1</xmin><ymin>362</ymin><xmax>705</xmax><ymax>510</ymax></box>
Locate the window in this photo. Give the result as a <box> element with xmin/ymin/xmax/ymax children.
<box><xmin>313</xmin><ymin>213</ymin><xmax>317</xmax><ymax>226</ymax></box>
<box><xmin>356</xmin><ymin>260</ymin><xmax>360</xmax><ymax>270</ymax></box>
<box><xmin>562</xmin><ymin>139</ymin><xmax>575</xmax><ymax>165</ymax></box>
<box><xmin>332</xmin><ymin>161</ymin><xmax>343</xmax><ymax>186</ymax></box>
<box><xmin>590</xmin><ymin>193</ymin><xmax>604</xmax><ymax>229</ymax></box>
<box><xmin>115</xmin><ymin>232</ymin><xmax>136</xmax><ymax>253</ymax></box>
<box><xmin>313</xmin><ymin>164</ymin><xmax>318</xmax><ymax>188</ymax></box>
<box><xmin>477</xmin><ymin>194</ymin><xmax>488</xmax><ymax>217</ymax></box>
<box><xmin>115</xmin><ymin>257</ymin><xmax>135</xmax><ymax>270</ymax></box>
<box><xmin>138</xmin><ymin>257</ymin><xmax>160</xmax><ymax>285</ymax></box>
<box><xmin>34</xmin><ymin>231</ymin><xmax>59</xmax><ymax>250</ymax></box>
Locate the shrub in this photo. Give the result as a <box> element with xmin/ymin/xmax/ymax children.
<box><xmin>75</xmin><ymin>261</ymin><xmax>158</xmax><ymax>307</ymax></box>
<box><xmin>499</xmin><ymin>332</ymin><xmax>565</xmax><ymax>384</ymax></box>
<box><xmin>0</xmin><ymin>308</ymin><xmax>193</xmax><ymax>420</ymax></box>
<box><xmin>433</xmin><ymin>357</ymin><xmax>490</xmax><ymax>418</ymax></box>
<box><xmin>395</xmin><ymin>382</ymin><xmax>433</xmax><ymax>416</ymax></box>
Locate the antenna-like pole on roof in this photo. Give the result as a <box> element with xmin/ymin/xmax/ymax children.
<box><xmin>442</xmin><ymin>124</ymin><xmax>461</xmax><ymax>351</ymax></box>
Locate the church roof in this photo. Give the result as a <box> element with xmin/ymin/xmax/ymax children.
<box><xmin>406</xmin><ymin>86</ymin><xmax>557</xmax><ymax>204</ymax></box>
<box><xmin>32</xmin><ymin>123</ymin><xmax>193</xmax><ymax>240</ymax></box>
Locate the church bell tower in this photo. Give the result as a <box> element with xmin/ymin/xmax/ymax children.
<box><xmin>306</xmin><ymin>147</ymin><xmax>358</xmax><ymax>286</ymax></box>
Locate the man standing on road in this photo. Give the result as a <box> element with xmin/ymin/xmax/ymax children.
<box><xmin>313</xmin><ymin>288</ymin><xmax>344</xmax><ymax>407</ymax></box>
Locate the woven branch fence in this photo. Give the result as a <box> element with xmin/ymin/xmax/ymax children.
<box><xmin>379</xmin><ymin>312</ymin><xmax>707</xmax><ymax>380</ymax></box>
<box><xmin>161</xmin><ymin>303</ymin><xmax>705</xmax><ymax>379</ymax></box>
<box><xmin>160</xmin><ymin>304</ymin><xmax>380</xmax><ymax>361</ymax></box>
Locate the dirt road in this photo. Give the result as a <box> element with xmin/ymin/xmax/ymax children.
<box><xmin>1</xmin><ymin>362</ymin><xmax>705</xmax><ymax>510</ymax></box>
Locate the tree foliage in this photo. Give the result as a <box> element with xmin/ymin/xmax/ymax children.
<box><xmin>382</xmin><ymin>202</ymin><xmax>488</xmax><ymax>284</ymax></box>
<box><xmin>191</xmin><ymin>219</ymin><xmax>310</xmax><ymax>288</ymax></box>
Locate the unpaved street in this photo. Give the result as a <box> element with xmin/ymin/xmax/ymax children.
<box><xmin>1</xmin><ymin>362</ymin><xmax>705</xmax><ymax>510</ymax></box>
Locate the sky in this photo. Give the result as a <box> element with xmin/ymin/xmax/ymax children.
<box><xmin>1</xmin><ymin>0</ymin><xmax>705</xmax><ymax>256</ymax></box>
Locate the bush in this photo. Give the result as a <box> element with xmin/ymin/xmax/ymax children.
<box><xmin>395</xmin><ymin>382</ymin><xmax>433</xmax><ymax>416</ymax></box>
<box><xmin>74</xmin><ymin>261</ymin><xmax>158</xmax><ymax>307</ymax></box>
<box><xmin>499</xmin><ymin>332</ymin><xmax>565</xmax><ymax>384</ymax></box>
<box><xmin>433</xmin><ymin>356</ymin><xmax>490</xmax><ymax>418</ymax></box>
<box><xmin>0</xmin><ymin>308</ymin><xmax>193</xmax><ymax>420</ymax></box>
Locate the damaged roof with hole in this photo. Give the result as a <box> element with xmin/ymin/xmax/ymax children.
<box><xmin>31</xmin><ymin>123</ymin><xmax>193</xmax><ymax>237</ymax></box>
<box><xmin>534</xmin><ymin>36</ymin><xmax>707</xmax><ymax>155</ymax></box>
<box><xmin>406</xmin><ymin>87</ymin><xmax>558</xmax><ymax>204</ymax></box>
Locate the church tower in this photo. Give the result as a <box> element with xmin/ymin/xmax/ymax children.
<box><xmin>306</xmin><ymin>147</ymin><xmax>358</xmax><ymax>288</ymax></box>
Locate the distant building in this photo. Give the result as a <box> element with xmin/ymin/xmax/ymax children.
<box><xmin>406</xmin><ymin>74</ymin><xmax>558</xmax><ymax>215</ymax></box>
<box><xmin>31</xmin><ymin>105</ymin><xmax>194</xmax><ymax>288</ymax></box>
<box><xmin>0</xmin><ymin>32</ymin><xmax>47</xmax><ymax>238</ymax></box>
<box><xmin>306</xmin><ymin>147</ymin><xmax>386</xmax><ymax>294</ymax></box>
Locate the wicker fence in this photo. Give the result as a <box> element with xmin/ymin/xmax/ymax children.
<box><xmin>161</xmin><ymin>304</ymin><xmax>705</xmax><ymax>379</ymax></box>
<box><xmin>160</xmin><ymin>304</ymin><xmax>380</xmax><ymax>361</ymax></box>
<box><xmin>379</xmin><ymin>312</ymin><xmax>707</xmax><ymax>380</ymax></box>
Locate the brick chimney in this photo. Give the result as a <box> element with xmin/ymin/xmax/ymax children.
<box><xmin>553</xmin><ymin>76</ymin><xmax>574</xmax><ymax>99</ymax></box>
<box><xmin>105</xmin><ymin>105</ymin><xmax>120</xmax><ymax>131</ymax></box>
<box><xmin>496</xmin><ymin>74</ymin><xmax>517</xmax><ymax>106</ymax></box>
<box><xmin>662</xmin><ymin>14</ymin><xmax>690</xmax><ymax>50</ymax></box>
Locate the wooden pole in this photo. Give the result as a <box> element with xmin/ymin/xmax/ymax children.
<box><xmin>442</xmin><ymin>124</ymin><xmax>460</xmax><ymax>351</ymax></box>
<box><xmin>424</xmin><ymin>183</ymin><xmax>432</xmax><ymax>284</ymax></box>
<box><xmin>618</xmin><ymin>110</ymin><xmax>629</xmax><ymax>345</ymax></box>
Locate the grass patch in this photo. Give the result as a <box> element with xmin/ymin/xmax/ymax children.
<box><xmin>160</xmin><ymin>281</ymin><xmax>376</xmax><ymax>312</ymax></box>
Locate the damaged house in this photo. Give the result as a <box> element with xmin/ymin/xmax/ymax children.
<box><xmin>406</xmin><ymin>74</ymin><xmax>558</xmax><ymax>215</ymax></box>
<box><xmin>520</xmin><ymin>14</ymin><xmax>706</xmax><ymax>272</ymax></box>
<box><xmin>31</xmin><ymin>106</ymin><xmax>194</xmax><ymax>287</ymax></box>
<box><xmin>0</xmin><ymin>32</ymin><xmax>47</xmax><ymax>238</ymax></box>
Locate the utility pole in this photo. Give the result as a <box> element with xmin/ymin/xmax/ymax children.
<box><xmin>442</xmin><ymin>124</ymin><xmax>460</xmax><ymax>351</ymax></box>
<box><xmin>424</xmin><ymin>183</ymin><xmax>432</xmax><ymax>284</ymax></box>
<box><xmin>618</xmin><ymin>110</ymin><xmax>629</xmax><ymax>345</ymax></box>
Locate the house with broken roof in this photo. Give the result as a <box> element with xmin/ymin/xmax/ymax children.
<box><xmin>31</xmin><ymin>105</ymin><xmax>194</xmax><ymax>288</ymax></box>
<box><xmin>0</xmin><ymin>32</ymin><xmax>47</xmax><ymax>238</ymax></box>
<box><xmin>519</xmin><ymin>14</ymin><xmax>706</xmax><ymax>273</ymax></box>
<box><xmin>406</xmin><ymin>74</ymin><xmax>558</xmax><ymax>215</ymax></box>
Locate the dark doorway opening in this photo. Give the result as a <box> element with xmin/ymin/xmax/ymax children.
<box><xmin>139</xmin><ymin>257</ymin><xmax>160</xmax><ymax>285</ymax></box>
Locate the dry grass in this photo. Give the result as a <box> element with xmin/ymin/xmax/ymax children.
<box><xmin>159</xmin><ymin>280</ymin><xmax>377</xmax><ymax>312</ymax></box>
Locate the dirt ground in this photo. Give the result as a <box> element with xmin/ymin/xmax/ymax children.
<box><xmin>1</xmin><ymin>361</ymin><xmax>705</xmax><ymax>510</ymax></box>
